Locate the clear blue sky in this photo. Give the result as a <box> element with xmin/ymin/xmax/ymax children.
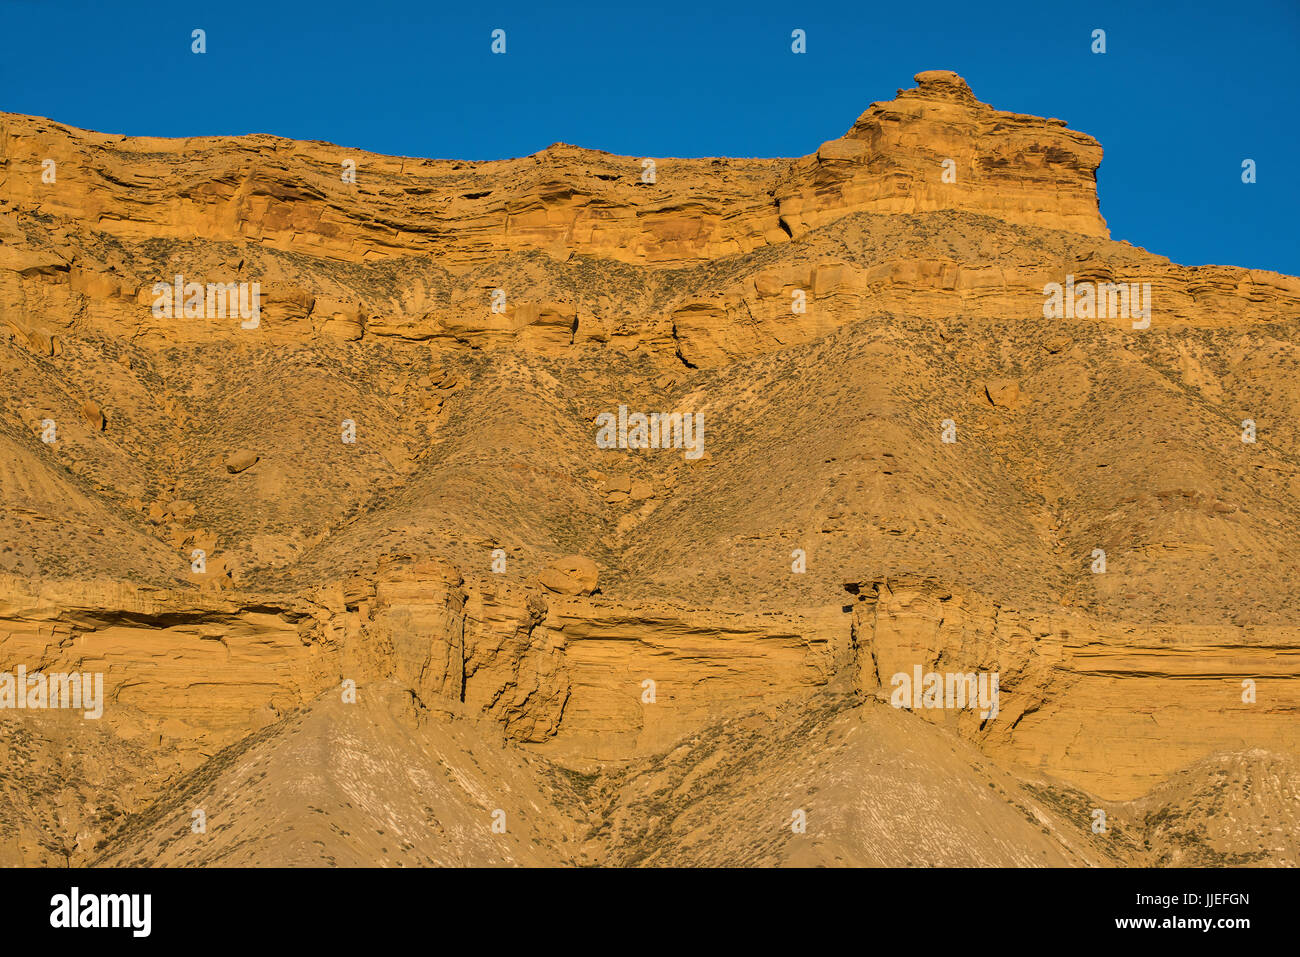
<box><xmin>2</xmin><ymin>0</ymin><xmax>1296</xmax><ymax>274</ymax></box>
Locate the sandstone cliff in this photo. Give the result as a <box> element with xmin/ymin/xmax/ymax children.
<box><xmin>0</xmin><ymin>71</ymin><xmax>1296</xmax><ymax>867</ymax></box>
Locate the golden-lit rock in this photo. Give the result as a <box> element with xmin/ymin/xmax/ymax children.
<box><xmin>538</xmin><ymin>555</ymin><xmax>599</xmax><ymax>596</ymax></box>
<box><xmin>0</xmin><ymin>70</ymin><xmax>1295</xmax><ymax>867</ymax></box>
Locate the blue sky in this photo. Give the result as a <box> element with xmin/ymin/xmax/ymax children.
<box><xmin>2</xmin><ymin>0</ymin><xmax>1296</xmax><ymax>274</ymax></box>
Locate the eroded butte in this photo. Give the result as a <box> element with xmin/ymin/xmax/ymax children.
<box><xmin>1</xmin><ymin>70</ymin><xmax>1297</xmax><ymax>867</ymax></box>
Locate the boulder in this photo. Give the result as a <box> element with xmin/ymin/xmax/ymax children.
<box><xmin>537</xmin><ymin>555</ymin><xmax>599</xmax><ymax>596</ymax></box>
<box><xmin>80</xmin><ymin>400</ymin><xmax>105</xmax><ymax>431</ymax></box>
<box><xmin>985</xmin><ymin>379</ymin><xmax>1021</xmax><ymax>409</ymax></box>
<box><xmin>224</xmin><ymin>449</ymin><xmax>259</xmax><ymax>474</ymax></box>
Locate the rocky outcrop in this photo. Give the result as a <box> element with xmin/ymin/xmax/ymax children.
<box><xmin>774</xmin><ymin>71</ymin><xmax>1107</xmax><ymax>240</ymax></box>
<box><xmin>1</xmin><ymin>68</ymin><xmax>1297</xmax><ymax>866</ymax></box>
<box><xmin>6</xmin><ymin>71</ymin><xmax>1295</xmax><ymax>367</ymax></box>
<box><xmin>537</xmin><ymin>555</ymin><xmax>599</xmax><ymax>596</ymax></box>
<box><xmin>846</xmin><ymin>578</ymin><xmax>1300</xmax><ymax>800</ymax></box>
<box><xmin>0</xmin><ymin>72</ymin><xmax>1107</xmax><ymax>271</ymax></box>
<box><xmin>223</xmin><ymin>449</ymin><xmax>259</xmax><ymax>473</ymax></box>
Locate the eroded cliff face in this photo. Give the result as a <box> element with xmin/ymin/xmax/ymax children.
<box><xmin>1</xmin><ymin>71</ymin><xmax>1297</xmax><ymax>866</ymax></box>
<box><xmin>848</xmin><ymin>579</ymin><xmax>1300</xmax><ymax>801</ymax></box>
<box><xmin>776</xmin><ymin>70</ymin><xmax>1108</xmax><ymax>240</ymax></box>
<box><xmin>0</xmin><ymin>71</ymin><xmax>1105</xmax><ymax>265</ymax></box>
<box><xmin>4</xmin><ymin>69</ymin><xmax>1296</xmax><ymax>366</ymax></box>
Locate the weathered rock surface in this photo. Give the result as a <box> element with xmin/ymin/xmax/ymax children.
<box><xmin>537</xmin><ymin>555</ymin><xmax>599</xmax><ymax>596</ymax></box>
<box><xmin>0</xmin><ymin>70</ymin><xmax>1296</xmax><ymax>867</ymax></box>
<box><xmin>78</xmin><ymin>399</ymin><xmax>105</xmax><ymax>431</ymax></box>
<box><xmin>223</xmin><ymin>449</ymin><xmax>259</xmax><ymax>474</ymax></box>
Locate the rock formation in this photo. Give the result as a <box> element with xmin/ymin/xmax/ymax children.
<box><xmin>0</xmin><ymin>71</ymin><xmax>1296</xmax><ymax>867</ymax></box>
